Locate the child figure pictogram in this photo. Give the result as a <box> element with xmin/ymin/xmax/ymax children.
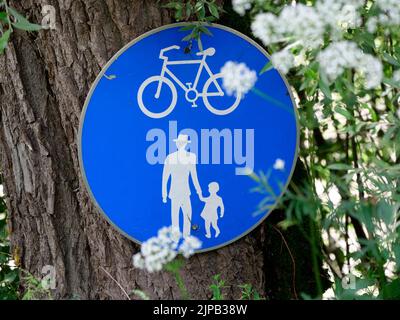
<box><xmin>200</xmin><ymin>182</ymin><xmax>224</xmax><ymax>238</ymax></box>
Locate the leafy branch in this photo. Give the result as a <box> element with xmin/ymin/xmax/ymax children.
<box><xmin>163</xmin><ymin>0</ymin><xmax>223</xmax><ymax>51</ymax></box>
<box><xmin>0</xmin><ymin>1</ymin><xmax>43</xmax><ymax>54</ymax></box>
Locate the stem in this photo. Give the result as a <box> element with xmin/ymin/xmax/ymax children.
<box><xmin>307</xmin><ymin>107</ymin><xmax>323</xmax><ymax>298</ymax></box>
<box><xmin>100</xmin><ymin>266</ymin><xmax>131</xmax><ymax>300</ymax></box>
<box><xmin>272</xmin><ymin>225</ymin><xmax>298</xmax><ymax>299</ymax></box>
<box><xmin>345</xmin><ymin>133</ymin><xmax>350</xmax><ymax>269</ymax></box>
<box><xmin>309</xmin><ymin>217</ymin><xmax>323</xmax><ymax>297</ymax></box>
<box><xmin>251</xmin><ymin>87</ymin><xmax>295</xmax><ymax>115</ymax></box>
<box><xmin>172</xmin><ymin>270</ymin><xmax>190</xmax><ymax>300</ymax></box>
<box><xmin>197</xmin><ymin>35</ymin><xmax>203</xmax><ymax>52</ymax></box>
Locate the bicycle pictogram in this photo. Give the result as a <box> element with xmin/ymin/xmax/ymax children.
<box><xmin>137</xmin><ymin>45</ymin><xmax>242</xmax><ymax>118</ymax></box>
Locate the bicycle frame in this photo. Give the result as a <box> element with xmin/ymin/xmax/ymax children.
<box><xmin>155</xmin><ymin>55</ymin><xmax>224</xmax><ymax>99</ymax></box>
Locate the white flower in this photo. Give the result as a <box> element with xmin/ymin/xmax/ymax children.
<box><xmin>251</xmin><ymin>5</ymin><xmax>324</xmax><ymax>49</ymax></box>
<box><xmin>317</xmin><ymin>41</ymin><xmax>353</xmax><ymax>81</ymax></box>
<box><xmin>317</xmin><ymin>41</ymin><xmax>383</xmax><ymax>89</ymax></box>
<box><xmin>359</xmin><ymin>55</ymin><xmax>383</xmax><ymax>89</ymax></box>
<box><xmin>232</xmin><ymin>0</ymin><xmax>253</xmax><ymax>16</ymax></box>
<box><xmin>157</xmin><ymin>225</ymin><xmax>181</xmax><ymax>245</ymax></box>
<box><xmin>132</xmin><ymin>226</ymin><xmax>202</xmax><ymax>273</ymax></box>
<box><xmin>133</xmin><ymin>254</ymin><xmax>145</xmax><ymax>269</ymax></box>
<box><xmin>179</xmin><ymin>236</ymin><xmax>202</xmax><ymax>258</ymax></box>
<box><xmin>367</xmin><ymin>17</ymin><xmax>378</xmax><ymax>33</ymax></box>
<box><xmin>376</xmin><ymin>0</ymin><xmax>400</xmax><ymax>27</ymax></box>
<box><xmin>271</xmin><ymin>49</ymin><xmax>294</xmax><ymax>74</ymax></box>
<box><xmin>220</xmin><ymin>61</ymin><xmax>257</xmax><ymax>97</ymax></box>
<box><xmin>133</xmin><ymin>226</ymin><xmax>180</xmax><ymax>273</ymax></box>
<box><xmin>294</xmin><ymin>51</ymin><xmax>308</xmax><ymax>67</ymax></box>
<box><xmin>396</xmin><ymin>108</ymin><xmax>400</xmax><ymax>119</ymax></box>
<box><xmin>316</xmin><ymin>0</ymin><xmax>363</xmax><ymax>31</ymax></box>
<box><xmin>273</xmin><ymin>158</ymin><xmax>285</xmax><ymax>171</ymax></box>
<box><xmin>250</xmin><ymin>1</ymin><xmax>363</xmax><ymax>50</ymax></box>
<box><xmin>279</xmin><ymin>4</ymin><xmax>325</xmax><ymax>48</ymax></box>
<box><xmin>251</xmin><ymin>13</ymin><xmax>279</xmax><ymax>46</ymax></box>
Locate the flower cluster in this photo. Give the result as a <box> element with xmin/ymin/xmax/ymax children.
<box><xmin>246</xmin><ymin>1</ymin><xmax>384</xmax><ymax>88</ymax></box>
<box><xmin>317</xmin><ymin>41</ymin><xmax>383</xmax><ymax>89</ymax></box>
<box><xmin>179</xmin><ymin>236</ymin><xmax>202</xmax><ymax>258</ymax></box>
<box><xmin>366</xmin><ymin>3</ymin><xmax>400</xmax><ymax>33</ymax></box>
<box><xmin>251</xmin><ymin>1</ymin><xmax>363</xmax><ymax>49</ymax></box>
<box><xmin>132</xmin><ymin>226</ymin><xmax>202</xmax><ymax>273</ymax></box>
<box><xmin>251</xmin><ymin>8</ymin><xmax>323</xmax><ymax>50</ymax></box>
<box><xmin>316</xmin><ymin>0</ymin><xmax>363</xmax><ymax>32</ymax></box>
<box><xmin>220</xmin><ymin>61</ymin><xmax>257</xmax><ymax>97</ymax></box>
<box><xmin>232</xmin><ymin>0</ymin><xmax>253</xmax><ymax>16</ymax></box>
<box><xmin>372</xmin><ymin>0</ymin><xmax>400</xmax><ymax>30</ymax></box>
<box><xmin>271</xmin><ymin>49</ymin><xmax>294</xmax><ymax>75</ymax></box>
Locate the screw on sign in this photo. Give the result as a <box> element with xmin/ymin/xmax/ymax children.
<box><xmin>79</xmin><ymin>23</ymin><xmax>299</xmax><ymax>252</ymax></box>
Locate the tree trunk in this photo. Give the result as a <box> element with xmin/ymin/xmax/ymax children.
<box><xmin>0</xmin><ymin>0</ymin><xmax>319</xmax><ymax>299</ymax></box>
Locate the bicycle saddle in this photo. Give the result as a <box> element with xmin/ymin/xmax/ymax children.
<box><xmin>196</xmin><ymin>47</ymin><xmax>216</xmax><ymax>56</ymax></box>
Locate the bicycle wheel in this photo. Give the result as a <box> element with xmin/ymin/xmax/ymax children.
<box><xmin>202</xmin><ymin>73</ymin><xmax>242</xmax><ymax>116</ymax></box>
<box><xmin>137</xmin><ymin>76</ymin><xmax>177</xmax><ymax>119</ymax></box>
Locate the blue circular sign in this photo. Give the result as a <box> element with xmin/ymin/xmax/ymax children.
<box><xmin>79</xmin><ymin>23</ymin><xmax>299</xmax><ymax>252</ymax></box>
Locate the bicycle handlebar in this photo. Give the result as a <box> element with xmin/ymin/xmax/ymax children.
<box><xmin>159</xmin><ymin>45</ymin><xmax>180</xmax><ymax>59</ymax></box>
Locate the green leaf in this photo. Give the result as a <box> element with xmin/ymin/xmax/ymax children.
<box><xmin>209</xmin><ymin>274</ymin><xmax>225</xmax><ymax>300</ymax></box>
<box><xmin>319</xmin><ymin>77</ymin><xmax>332</xmax><ymax>100</ymax></box>
<box><xmin>383</xmin><ymin>77</ymin><xmax>400</xmax><ymax>88</ymax></box>
<box><xmin>0</xmin><ymin>29</ymin><xmax>11</xmax><ymax>54</ymax></box>
<box><xmin>0</xmin><ymin>11</ymin><xmax>8</xmax><ymax>22</ymax></box>
<box><xmin>393</xmin><ymin>244</ymin><xmax>400</xmax><ymax>268</ymax></box>
<box><xmin>357</xmin><ymin>32</ymin><xmax>376</xmax><ymax>49</ymax></box>
<box><xmin>185</xmin><ymin>3</ymin><xmax>192</xmax><ymax>19</ymax></box>
<box><xmin>179</xmin><ymin>25</ymin><xmax>196</xmax><ymax>31</ymax></box>
<box><xmin>383</xmin><ymin>53</ymin><xmax>400</xmax><ymax>67</ymax></box>
<box><xmin>382</xmin><ymin>279</ymin><xmax>400</xmax><ymax>299</ymax></box>
<box><xmin>208</xmin><ymin>3</ymin><xmax>219</xmax><ymax>19</ymax></box>
<box><xmin>198</xmin><ymin>6</ymin><xmax>206</xmax><ymax>20</ymax></box>
<box><xmin>194</xmin><ymin>2</ymin><xmax>204</xmax><ymax>12</ymax></box>
<box><xmin>7</xmin><ymin>7</ymin><xmax>26</xmax><ymax>21</ymax></box>
<box><xmin>164</xmin><ymin>258</ymin><xmax>185</xmax><ymax>272</ymax></box>
<box><xmin>334</xmin><ymin>106</ymin><xmax>353</xmax><ymax>120</ymax></box>
<box><xmin>327</xmin><ymin>163</ymin><xmax>353</xmax><ymax>170</ymax></box>
<box><xmin>198</xmin><ymin>26</ymin><xmax>212</xmax><ymax>36</ymax></box>
<box><xmin>182</xmin><ymin>32</ymin><xmax>194</xmax><ymax>42</ymax></box>
<box><xmin>8</xmin><ymin>7</ymin><xmax>42</xmax><ymax>31</ymax></box>
<box><xmin>175</xmin><ymin>8</ymin><xmax>183</xmax><ymax>21</ymax></box>
<box><xmin>260</xmin><ymin>61</ymin><xmax>273</xmax><ymax>75</ymax></box>
<box><xmin>131</xmin><ymin>289</ymin><xmax>150</xmax><ymax>300</ymax></box>
<box><xmin>162</xmin><ymin>2</ymin><xmax>181</xmax><ymax>9</ymax></box>
<box><xmin>377</xmin><ymin>200</ymin><xmax>395</xmax><ymax>226</ymax></box>
<box><xmin>3</xmin><ymin>271</ymin><xmax>17</xmax><ymax>283</ymax></box>
<box><xmin>12</xmin><ymin>21</ymin><xmax>42</xmax><ymax>31</ymax></box>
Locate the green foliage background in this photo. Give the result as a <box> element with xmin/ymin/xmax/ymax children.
<box><xmin>240</xmin><ymin>0</ymin><xmax>400</xmax><ymax>299</ymax></box>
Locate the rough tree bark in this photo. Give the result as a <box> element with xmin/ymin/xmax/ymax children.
<box><xmin>0</xmin><ymin>0</ymin><xmax>320</xmax><ymax>299</ymax></box>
